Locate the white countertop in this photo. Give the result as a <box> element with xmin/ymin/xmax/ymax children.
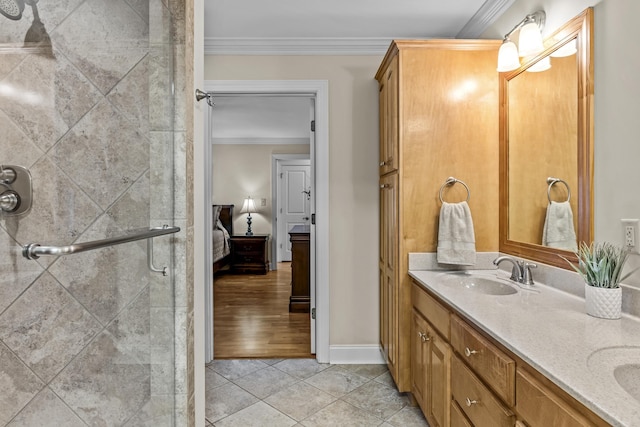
<box><xmin>409</xmin><ymin>269</ymin><xmax>640</xmax><ymax>427</ymax></box>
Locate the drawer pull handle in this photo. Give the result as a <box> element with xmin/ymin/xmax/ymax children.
<box><xmin>465</xmin><ymin>398</ymin><xmax>478</xmax><ymax>407</ymax></box>
<box><xmin>464</xmin><ymin>347</ymin><xmax>478</xmax><ymax>357</ymax></box>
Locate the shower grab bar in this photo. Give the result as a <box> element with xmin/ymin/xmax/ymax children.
<box><xmin>22</xmin><ymin>225</ymin><xmax>180</xmax><ymax>260</ymax></box>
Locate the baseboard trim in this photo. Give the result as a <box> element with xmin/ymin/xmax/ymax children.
<box><xmin>329</xmin><ymin>345</ymin><xmax>386</xmax><ymax>364</ymax></box>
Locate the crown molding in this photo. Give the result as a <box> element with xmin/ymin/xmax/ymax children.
<box><xmin>456</xmin><ymin>0</ymin><xmax>517</xmax><ymax>38</ymax></box>
<box><xmin>205</xmin><ymin>1</ymin><xmax>515</xmax><ymax>56</ymax></box>
<box><xmin>204</xmin><ymin>37</ymin><xmax>393</xmax><ymax>56</ymax></box>
<box><xmin>212</xmin><ymin>137</ymin><xmax>310</xmax><ymax>145</ymax></box>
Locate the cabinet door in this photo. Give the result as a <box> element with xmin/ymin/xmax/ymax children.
<box><xmin>379</xmin><ymin>174</ymin><xmax>398</xmax><ymax>373</ymax></box>
<box><xmin>516</xmin><ymin>369</ymin><xmax>592</xmax><ymax>427</ymax></box>
<box><xmin>379</xmin><ymin>56</ymin><xmax>398</xmax><ymax>175</ymax></box>
<box><xmin>427</xmin><ymin>328</ymin><xmax>451</xmax><ymax>427</ymax></box>
<box><xmin>411</xmin><ymin>310</ymin><xmax>429</xmax><ymax>411</ymax></box>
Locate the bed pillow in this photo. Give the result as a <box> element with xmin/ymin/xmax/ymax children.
<box><xmin>212</xmin><ymin>205</ymin><xmax>222</xmax><ymax>228</ymax></box>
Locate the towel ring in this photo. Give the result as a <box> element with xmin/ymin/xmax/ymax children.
<box><xmin>547</xmin><ymin>177</ymin><xmax>571</xmax><ymax>203</ymax></box>
<box><xmin>439</xmin><ymin>177</ymin><xmax>470</xmax><ymax>203</ymax></box>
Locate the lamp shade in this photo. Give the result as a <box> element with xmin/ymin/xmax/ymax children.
<box><xmin>518</xmin><ymin>21</ymin><xmax>544</xmax><ymax>57</ymax></box>
<box><xmin>526</xmin><ymin>56</ymin><xmax>551</xmax><ymax>72</ymax></box>
<box><xmin>550</xmin><ymin>39</ymin><xmax>577</xmax><ymax>57</ymax></box>
<box><xmin>497</xmin><ymin>39</ymin><xmax>521</xmax><ymax>72</ymax></box>
<box><xmin>240</xmin><ymin>197</ymin><xmax>257</xmax><ymax>214</ymax></box>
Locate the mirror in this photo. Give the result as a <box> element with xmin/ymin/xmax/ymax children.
<box><xmin>499</xmin><ymin>8</ymin><xmax>594</xmax><ymax>269</ymax></box>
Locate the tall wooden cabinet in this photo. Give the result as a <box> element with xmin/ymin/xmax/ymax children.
<box><xmin>376</xmin><ymin>40</ymin><xmax>501</xmax><ymax>392</ymax></box>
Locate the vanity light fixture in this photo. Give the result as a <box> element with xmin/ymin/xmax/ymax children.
<box><xmin>497</xmin><ymin>10</ymin><xmax>546</xmax><ymax>72</ymax></box>
<box><xmin>240</xmin><ymin>196</ymin><xmax>257</xmax><ymax>236</ymax></box>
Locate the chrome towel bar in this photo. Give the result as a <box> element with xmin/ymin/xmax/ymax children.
<box><xmin>22</xmin><ymin>225</ymin><xmax>180</xmax><ymax>260</ymax></box>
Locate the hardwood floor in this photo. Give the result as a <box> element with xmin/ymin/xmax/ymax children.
<box><xmin>213</xmin><ymin>262</ymin><xmax>312</xmax><ymax>359</ymax></box>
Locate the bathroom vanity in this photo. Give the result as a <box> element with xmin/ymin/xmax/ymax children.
<box><xmin>409</xmin><ymin>267</ymin><xmax>640</xmax><ymax>427</ymax></box>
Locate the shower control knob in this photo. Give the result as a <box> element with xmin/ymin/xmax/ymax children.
<box><xmin>0</xmin><ymin>190</ymin><xmax>19</xmax><ymax>212</ymax></box>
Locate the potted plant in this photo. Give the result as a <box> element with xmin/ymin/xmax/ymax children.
<box><xmin>563</xmin><ymin>242</ymin><xmax>636</xmax><ymax>319</ymax></box>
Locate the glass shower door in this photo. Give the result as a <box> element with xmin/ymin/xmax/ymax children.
<box><xmin>0</xmin><ymin>0</ymin><xmax>182</xmax><ymax>425</ymax></box>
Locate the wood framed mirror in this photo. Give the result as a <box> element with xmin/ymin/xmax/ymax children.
<box><xmin>499</xmin><ymin>8</ymin><xmax>594</xmax><ymax>269</ymax></box>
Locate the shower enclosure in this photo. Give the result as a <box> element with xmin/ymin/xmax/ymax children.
<box><xmin>0</xmin><ymin>0</ymin><xmax>188</xmax><ymax>425</ymax></box>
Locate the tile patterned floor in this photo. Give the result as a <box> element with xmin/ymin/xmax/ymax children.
<box><xmin>205</xmin><ymin>359</ymin><xmax>430</xmax><ymax>426</ymax></box>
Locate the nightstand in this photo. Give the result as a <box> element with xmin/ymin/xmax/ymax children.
<box><xmin>229</xmin><ymin>235</ymin><xmax>270</xmax><ymax>274</ymax></box>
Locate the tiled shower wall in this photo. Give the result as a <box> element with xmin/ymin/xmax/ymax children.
<box><xmin>0</xmin><ymin>0</ymin><xmax>189</xmax><ymax>425</ymax></box>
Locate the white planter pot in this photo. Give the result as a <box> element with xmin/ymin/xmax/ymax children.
<box><xmin>585</xmin><ymin>284</ymin><xmax>622</xmax><ymax>319</ymax></box>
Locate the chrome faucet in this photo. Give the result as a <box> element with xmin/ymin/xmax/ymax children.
<box><xmin>493</xmin><ymin>256</ymin><xmax>537</xmax><ymax>285</ymax></box>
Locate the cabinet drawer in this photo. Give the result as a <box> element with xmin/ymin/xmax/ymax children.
<box><xmin>236</xmin><ymin>254</ymin><xmax>261</xmax><ymax>263</ymax></box>
<box><xmin>516</xmin><ymin>369</ymin><xmax>592</xmax><ymax>427</ymax></box>
<box><xmin>412</xmin><ymin>282</ymin><xmax>450</xmax><ymax>339</ymax></box>
<box><xmin>450</xmin><ymin>314</ymin><xmax>515</xmax><ymax>405</ymax></box>
<box><xmin>234</xmin><ymin>249</ymin><xmax>262</xmax><ymax>257</ymax></box>
<box><xmin>235</xmin><ymin>243</ymin><xmax>262</xmax><ymax>252</ymax></box>
<box><xmin>451</xmin><ymin>355</ymin><xmax>514</xmax><ymax>427</ymax></box>
<box><xmin>450</xmin><ymin>400</ymin><xmax>473</xmax><ymax>427</ymax></box>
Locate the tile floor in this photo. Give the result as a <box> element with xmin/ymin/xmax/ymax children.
<box><xmin>205</xmin><ymin>359</ymin><xmax>430</xmax><ymax>426</ymax></box>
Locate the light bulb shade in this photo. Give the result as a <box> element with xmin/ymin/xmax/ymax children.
<box><xmin>550</xmin><ymin>39</ymin><xmax>577</xmax><ymax>57</ymax></box>
<box><xmin>526</xmin><ymin>56</ymin><xmax>551</xmax><ymax>73</ymax></box>
<box><xmin>497</xmin><ymin>40</ymin><xmax>521</xmax><ymax>72</ymax></box>
<box><xmin>518</xmin><ymin>21</ymin><xmax>544</xmax><ymax>57</ymax></box>
<box><xmin>240</xmin><ymin>197</ymin><xmax>257</xmax><ymax>214</ymax></box>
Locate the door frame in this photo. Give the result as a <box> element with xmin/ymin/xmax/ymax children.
<box><xmin>203</xmin><ymin>80</ymin><xmax>330</xmax><ymax>364</ymax></box>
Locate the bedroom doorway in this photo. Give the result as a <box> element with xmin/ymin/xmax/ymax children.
<box><xmin>203</xmin><ymin>80</ymin><xmax>329</xmax><ymax>364</ymax></box>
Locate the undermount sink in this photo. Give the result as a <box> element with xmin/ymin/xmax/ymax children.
<box><xmin>437</xmin><ymin>272</ymin><xmax>518</xmax><ymax>295</ymax></box>
<box><xmin>588</xmin><ymin>346</ymin><xmax>640</xmax><ymax>403</ymax></box>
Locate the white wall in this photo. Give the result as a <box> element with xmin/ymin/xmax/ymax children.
<box><xmin>205</xmin><ymin>55</ymin><xmax>382</xmax><ymax>345</ymax></box>
<box><xmin>484</xmin><ymin>0</ymin><xmax>640</xmax><ymax>286</ymax></box>
<box><xmin>212</xmin><ymin>143</ymin><xmax>310</xmax><ymax>237</ymax></box>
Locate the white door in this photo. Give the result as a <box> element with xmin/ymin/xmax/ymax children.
<box><xmin>278</xmin><ymin>162</ymin><xmax>311</xmax><ymax>261</ymax></box>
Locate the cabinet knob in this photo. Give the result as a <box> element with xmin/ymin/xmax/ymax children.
<box><xmin>465</xmin><ymin>397</ymin><xmax>479</xmax><ymax>407</ymax></box>
<box><xmin>464</xmin><ymin>347</ymin><xmax>478</xmax><ymax>357</ymax></box>
<box><xmin>418</xmin><ymin>331</ymin><xmax>430</xmax><ymax>342</ymax></box>
<box><xmin>380</xmin><ymin>161</ymin><xmax>386</xmax><ymax>166</ymax></box>
<box><xmin>380</xmin><ymin>184</ymin><xmax>390</xmax><ymax>189</ymax></box>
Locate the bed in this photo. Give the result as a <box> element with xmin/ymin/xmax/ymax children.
<box><xmin>212</xmin><ymin>204</ymin><xmax>234</xmax><ymax>274</ymax></box>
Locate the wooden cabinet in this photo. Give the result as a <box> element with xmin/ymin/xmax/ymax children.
<box><xmin>451</xmin><ymin>356</ymin><xmax>514</xmax><ymax>427</ymax></box>
<box><xmin>379</xmin><ymin>55</ymin><xmax>398</xmax><ymax>175</ymax></box>
<box><xmin>411</xmin><ymin>278</ymin><xmax>609</xmax><ymax>427</ymax></box>
<box><xmin>412</xmin><ymin>284</ymin><xmax>451</xmax><ymax>427</ymax></box>
<box><xmin>377</xmin><ymin>39</ymin><xmax>501</xmax><ymax>392</ymax></box>
<box><xmin>451</xmin><ymin>400</ymin><xmax>473</xmax><ymax>427</ymax></box>
<box><xmin>516</xmin><ymin>368</ymin><xmax>592</xmax><ymax>427</ymax></box>
<box><xmin>380</xmin><ymin>173</ymin><xmax>398</xmax><ymax>372</ymax></box>
<box><xmin>289</xmin><ymin>225</ymin><xmax>310</xmax><ymax>313</ymax></box>
<box><xmin>450</xmin><ymin>314</ymin><xmax>515</xmax><ymax>406</ymax></box>
<box><xmin>230</xmin><ymin>235</ymin><xmax>269</xmax><ymax>274</ymax></box>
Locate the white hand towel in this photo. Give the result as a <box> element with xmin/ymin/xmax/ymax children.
<box><xmin>437</xmin><ymin>201</ymin><xmax>476</xmax><ymax>266</ymax></box>
<box><xmin>542</xmin><ymin>201</ymin><xmax>577</xmax><ymax>251</ymax></box>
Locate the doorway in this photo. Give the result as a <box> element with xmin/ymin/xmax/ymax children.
<box><xmin>202</xmin><ymin>80</ymin><xmax>330</xmax><ymax>364</ymax></box>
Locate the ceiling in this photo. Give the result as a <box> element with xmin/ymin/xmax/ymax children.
<box><xmin>204</xmin><ymin>0</ymin><xmax>514</xmax><ymax>55</ymax></box>
<box><xmin>205</xmin><ymin>0</ymin><xmax>514</xmax><ymax>143</ymax></box>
